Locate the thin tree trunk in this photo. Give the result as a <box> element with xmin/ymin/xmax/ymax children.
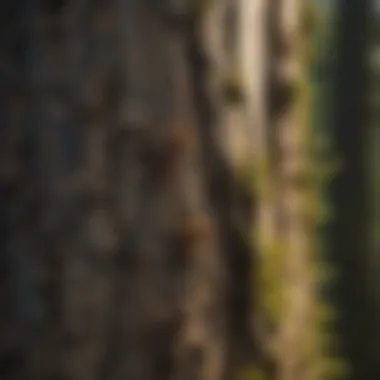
<box><xmin>265</xmin><ymin>1</ymin><xmax>316</xmax><ymax>379</ymax></box>
<box><xmin>331</xmin><ymin>1</ymin><xmax>375</xmax><ymax>379</ymax></box>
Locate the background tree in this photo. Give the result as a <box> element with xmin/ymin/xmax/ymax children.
<box><xmin>330</xmin><ymin>1</ymin><xmax>376</xmax><ymax>379</ymax></box>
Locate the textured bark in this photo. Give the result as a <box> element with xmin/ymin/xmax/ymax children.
<box><xmin>0</xmin><ymin>1</ymin><xmax>266</xmax><ymax>380</ymax></box>
<box><xmin>265</xmin><ymin>1</ymin><xmax>316</xmax><ymax>379</ymax></box>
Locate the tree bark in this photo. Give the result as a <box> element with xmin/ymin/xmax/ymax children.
<box><xmin>264</xmin><ymin>1</ymin><xmax>317</xmax><ymax>379</ymax></box>
<box><xmin>0</xmin><ymin>1</ymin><xmax>268</xmax><ymax>380</ymax></box>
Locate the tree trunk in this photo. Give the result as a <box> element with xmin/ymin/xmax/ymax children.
<box><xmin>331</xmin><ymin>1</ymin><xmax>375</xmax><ymax>379</ymax></box>
<box><xmin>0</xmin><ymin>1</ymin><xmax>267</xmax><ymax>380</ymax></box>
<box><xmin>264</xmin><ymin>1</ymin><xmax>318</xmax><ymax>379</ymax></box>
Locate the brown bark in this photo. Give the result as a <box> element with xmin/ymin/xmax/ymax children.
<box><xmin>0</xmin><ymin>1</ymin><xmax>264</xmax><ymax>380</ymax></box>
<box><xmin>265</xmin><ymin>1</ymin><xmax>316</xmax><ymax>379</ymax></box>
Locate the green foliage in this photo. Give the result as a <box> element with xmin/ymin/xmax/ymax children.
<box><xmin>301</xmin><ymin>153</ymin><xmax>341</xmax><ymax>227</ymax></box>
<box><xmin>304</xmin><ymin>67</ymin><xmax>346</xmax><ymax>380</ymax></box>
<box><xmin>236</xmin><ymin>158</ymin><xmax>285</xmax><ymax>327</ymax></box>
<box><xmin>303</xmin><ymin>95</ymin><xmax>344</xmax><ymax>380</ymax></box>
<box><xmin>258</xmin><ymin>239</ymin><xmax>287</xmax><ymax>328</ymax></box>
<box><xmin>305</xmin><ymin>12</ymin><xmax>343</xmax><ymax>378</ymax></box>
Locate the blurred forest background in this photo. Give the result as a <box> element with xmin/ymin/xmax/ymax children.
<box><xmin>0</xmin><ymin>1</ymin><xmax>379</xmax><ymax>380</ymax></box>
